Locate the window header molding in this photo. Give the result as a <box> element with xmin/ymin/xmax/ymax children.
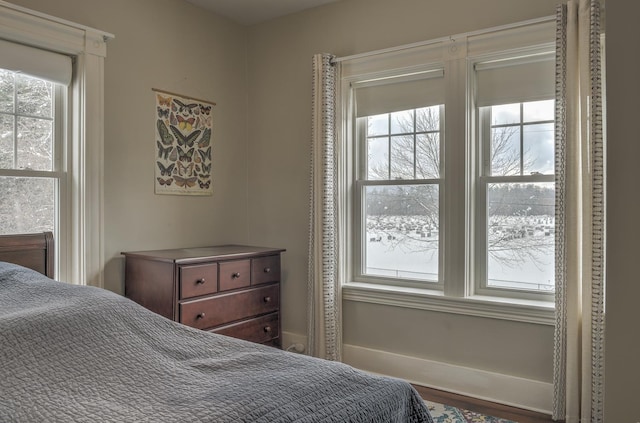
<box><xmin>0</xmin><ymin>0</ymin><xmax>113</xmax><ymax>58</ymax></box>
<box><xmin>339</xmin><ymin>16</ymin><xmax>555</xmax><ymax>82</ymax></box>
<box><xmin>335</xmin><ymin>15</ymin><xmax>554</xmax><ymax>64</ymax></box>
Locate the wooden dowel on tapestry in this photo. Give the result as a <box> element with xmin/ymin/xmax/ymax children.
<box><xmin>151</xmin><ymin>87</ymin><xmax>217</xmax><ymax>106</ymax></box>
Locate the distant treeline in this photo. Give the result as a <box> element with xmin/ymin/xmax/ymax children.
<box><xmin>366</xmin><ymin>183</ymin><xmax>554</xmax><ymax>216</ymax></box>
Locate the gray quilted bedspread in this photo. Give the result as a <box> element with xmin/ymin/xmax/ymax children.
<box><xmin>0</xmin><ymin>262</ymin><xmax>432</xmax><ymax>422</ymax></box>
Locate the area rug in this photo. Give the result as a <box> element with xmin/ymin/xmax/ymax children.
<box><xmin>426</xmin><ymin>401</ymin><xmax>517</xmax><ymax>423</ymax></box>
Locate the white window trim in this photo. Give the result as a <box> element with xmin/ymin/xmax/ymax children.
<box><xmin>339</xmin><ymin>17</ymin><xmax>556</xmax><ymax>325</ymax></box>
<box><xmin>353</xmin><ymin>108</ymin><xmax>445</xmax><ymax>290</ymax></box>
<box><xmin>474</xmin><ymin>102</ymin><xmax>556</xmax><ymax>302</ymax></box>
<box><xmin>0</xmin><ymin>1</ymin><xmax>113</xmax><ymax>287</ymax></box>
<box><xmin>0</xmin><ymin>82</ymin><xmax>67</xmax><ymax>268</ymax></box>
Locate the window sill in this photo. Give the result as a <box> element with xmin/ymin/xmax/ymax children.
<box><xmin>342</xmin><ymin>282</ymin><xmax>555</xmax><ymax>325</ymax></box>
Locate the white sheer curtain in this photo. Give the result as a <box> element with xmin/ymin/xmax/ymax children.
<box><xmin>307</xmin><ymin>53</ymin><xmax>342</xmax><ymax>361</ymax></box>
<box><xmin>553</xmin><ymin>0</ymin><xmax>605</xmax><ymax>421</ymax></box>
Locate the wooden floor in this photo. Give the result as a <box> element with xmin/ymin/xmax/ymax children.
<box><xmin>413</xmin><ymin>385</ymin><xmax>559</xmax><ymax>423</ymax></box>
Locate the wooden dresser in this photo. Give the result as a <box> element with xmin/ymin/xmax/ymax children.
<box><xmin>122</xmin><ymin>245</ymin><xmax>285</xmax><ymax>348</ymax></box>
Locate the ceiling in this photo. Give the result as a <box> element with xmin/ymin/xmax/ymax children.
<box><xmin>185</xmin><ymin>0</ymin><xmax>341</xmax><ymax>26</ymax></box>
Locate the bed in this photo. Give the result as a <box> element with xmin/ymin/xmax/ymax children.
<box><xmin>0</xmin><ymin>232</ymin><xmax>433</xmax><ymax>422</ymax></box>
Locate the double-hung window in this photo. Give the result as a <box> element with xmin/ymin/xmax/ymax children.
<box><xmin>475</xmin><ymin>54</ymin><xmax>556</xmax><ymax>301</ymax></box>
<box><xmin>342</xmin><ymin>19</ymin><xmax>556</xmax><ymax>319</ymax></box>
<box><xmin>0</xmin><ymin>70</ymin><xmax>67</xmax><ymax>234</ymax></box>
<box><xmin>0</xmin><ymin>40</ymin><xmax>70</xmax><ymax>271</ymax></box>
<box><xmin>0</xmin><ymin>2</ymin><xmax>112</xmax><ymax>285</ymax></box>
<box><xmin>353</xmin><ymin>70</ymin><xmax>445</xmax><ymax>289</ymax></box>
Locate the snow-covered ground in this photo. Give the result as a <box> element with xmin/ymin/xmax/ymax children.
<box><xmin>364</xmin><ymin>215</ymin><xmax>554</xmax><ymax>292</ymax></box>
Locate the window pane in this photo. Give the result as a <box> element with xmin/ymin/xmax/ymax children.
<box><xmin>0</xmin><ymin>69</ymin><xmax>14</xmax><ymax>113</ymax></box>
<box><xmin>523</xmin><ymin>123</ymin><xmax>554</xmax><ymax>175</ymax></box>
<box><xmin>367</xmin><ymin>136</ymin><xmax>388</xmax><ymax>180</ymax></box>
<box><xmin>416</xmin><ymin>133</ymin><xmax>439</xmax><ymax>178</ymax></box>
<box><xmin>17</xmin><ymin>117</ymin><xmax>53</xmax><ymax>171</ymax></box>
<box><xmin>390</xmin><ymin>110</ymin><xmax>413</xmax><ymax>134</ymax></box>
<box><xmin>416</xmin><ymin>106</ymin><xmax>440</xmax><ymax>132</ymax></box>
<box><xmin>487</xmin><ymin>182</ymin><xmax>555</xmax><ymax>292</ymax></box>
<box><xmin>16</xmin><ymin>74</ymin><xmax>53</xmax><ymax>118</ymax></box>
<box><xmin>367</xmin><ymin>114</ymin><xmax>388</xmax><ymax>136</ymax></box>
<box><xmin>523</xmin><ymin>99</ymin><xmax>554</xmax><ymax>122</ymax></box>
<box><xmin>490</xmin><ymin>126</ymin><xmax>520</xmax><ymax>176</ymax></box>
<box><xmin>0</xmin><ymin>176</ymin><xmax>55</xmax><ymax>235</ymax></box>
<box><xmin>0</xmin><ymin>113</ymin><xmax>14</xmax><ymax>168</ymax></box>
<box><xmin>491</xmin><ymin>103</ymin><xmax>520</xmax><ymax>125</ymax></box>
<box><xmin>364</xmin><ymin>184</ymin><xmax>439</xmax><ymax>282</ymax></box>
<box><xmin>390</xmin><ymin>135</ymin><xmax>414</xmax><ymax>179</ymax></box>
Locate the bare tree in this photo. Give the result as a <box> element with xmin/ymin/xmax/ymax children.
<box><xmin>490</xmin><ymin>126</ymin><xmax>521</xmax><ymax>176</ymax></box>
<box><xmin>369</xmin><ymin>107</ymin><xmax>441</xmax><ymax>180</ymax></box>
<box><xmin>0</xmin><ymin>73</ymin><xmax>55</xmax><ymax>235</ymax></box>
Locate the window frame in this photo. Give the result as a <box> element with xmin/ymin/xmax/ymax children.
<box><xmin>353</xmin><ymin>106</ymin><xmax>445</xmax><ymax>291</ymax></box>
<box><xmin>339</xmin><ymin>17</ymin><xmax>557</xmax><ymax>325</ymax></box>
<box><xmin>474</xmin><ymin>101</ymin><xmax>556</xmax><ymax>302</ymax></box>
<box><xmin>0</xmin><ymin>3</ymin><xmax>112</xmax><ymax>286</ymax></box>
<box><xmin>0</xmin><ymin>71</ymin><xmax>69</xmax><ymax>279</ymax></box>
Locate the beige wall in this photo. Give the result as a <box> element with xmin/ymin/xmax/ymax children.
<box><xmin>246</xmin><ymin>0</ymin><xmax>559</xmax><ymax>383</ymax></box>
<box><xmin>604</xmin><ymin>0</ymin><xmax>640</xmax><ymax>421</ymax></box>
<box><xmin>9</xmin><ymin>0</ymin><xmax>250</xmax><ymax>293</ymax></box>
<box><xmin>8</xmin><ymin>0</ymin><xmax>638</xmax><ymax>418</ymax></box>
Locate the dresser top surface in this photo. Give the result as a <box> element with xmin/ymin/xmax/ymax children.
<box><xmin>122</xmin><ymin>245</ymin><xmax>285</xmax><ymax>263</ymax></box>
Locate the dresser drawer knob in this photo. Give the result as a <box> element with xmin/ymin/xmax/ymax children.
<box><xmin>196</xmin><ymin>278</ymin><xmax>206</xmax><ymax>285</ymax></box>
<box><xmin>263</xmin><ymin>326</ymin><xmax>272</xmax><ymax>333</ymax></box>
<box><xmin>232</xmin><ymin>272</ymin><xmax>241</xmax><ymax>279</ymax></box>
<box><xmin>196</xmin><ymin>312</ymin><xmax>206</xmax><ymax>319</ymax></box>
<box><xmin>263</xmin><ymin>296</ymin><xmax>271</xmax><ymax>303</ymax></box>
<box><xmin>264</xmin><ymin>267</ymin><xmax>271</xmax><ymax>273</ymax></box>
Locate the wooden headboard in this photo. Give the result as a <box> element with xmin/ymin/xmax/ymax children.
<box><xmin>0</xmin><ymin>232</ymin><xmax>54</xmax><ymax>278</ymax></box>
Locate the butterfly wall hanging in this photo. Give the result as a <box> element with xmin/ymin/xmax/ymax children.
<box><xmin>153</xmin><ymin>89</ymin><xmax>215</xmax><ymax>196</ymax></box>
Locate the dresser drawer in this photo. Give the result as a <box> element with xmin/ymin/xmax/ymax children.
<box><xmin>212</xmin><ymin>312</ymin><xmax>279</xmax><ymax>344</ymax></box>
<box><xmin>219</xmin><ymin>259</ymin><xmax>251</xmax><ymax>291</ymax></box>
<box><xmin>252</xmin><ymin>255</ymin><xmax>280</xmax><ymax>285</ymax></box>
<box><xmin>179</xmin><ymin>263</ymin><xmax>218</xmax><ymax>299</ymax></box>
<box><xmin>180</xmin><ymin>283</ymin><xmax>279</xmax><ymax>330</ymax></box>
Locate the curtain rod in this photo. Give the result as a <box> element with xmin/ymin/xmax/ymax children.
<box><xmin>332</xmin><ymin>15</ymin><xmax>554</xmax><ymax>64</ymax></box>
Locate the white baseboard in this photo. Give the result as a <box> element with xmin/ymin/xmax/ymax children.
<box><xmin>282</xmin><ymin>331</ymin><xmax>552</xmax><ymax>414</ymax></box>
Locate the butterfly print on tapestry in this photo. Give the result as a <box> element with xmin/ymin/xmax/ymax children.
<box><xmin>174</xmin><ymin>175</ymin><xmax>197</xmax><ymax>188</ymax></box>
<box><xmin>198</xmin><ymin>146</ymin><xmax>211</xmax><ymax>162</ymax></box>
<box><xmin>177</xmin><ymin>146</ymin><xmax>195</xmax><ymax>162</ymax></box>
<box><xmin>200</xmin><ymin>114</ymin><xmax>212</xmax><ymax>127</ymax></box>
<box><xmin>170</xmin><ymin>125</ymin><xmax>201</xmax><ymax>148</ymax></box>
<box><xmin>157</xmin><ymin>106</ymin><xmax>169</xmax><ymax>119</ymax></box>
<box><xmin>157</xmin><ymin>161</ymin><xmax>175</xmax><ymax>177</ymax></box>
<box><xmin>157</xmin><ymin>94</ymin><xmax>171</xmax><ymax>107</ymax></box>
<box><xmin>157</xmin><ymin>141</ymin><xmax>173</xmax><ymax>160</ymax></box>
<box><xmin>169</xmin><ymin>146</ymin><xmax>178</xmax><ymax>161</ymax></box>
<box><xmin>177</xmin><ymin>115</ymin><xmax>196</xmax><ymax>132</ymax></box>
<box><xmin>198</xmin><ymin>128</ymin><xmax>211</xmax><ymax>148</ymax></box>
<box><xmin>177</xmin><ymin>161</ymin><xmax>195</xmax><ymax>177</ymax></box>
<box><xmin>173</xmin><ymin>99</ymin><xmax>199</xmax><ymax>116</ymax></box>
<box><xmin>157</xmin><ymin>120</ymin><xmax>174</xmax><ymax>146</ymax></box>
